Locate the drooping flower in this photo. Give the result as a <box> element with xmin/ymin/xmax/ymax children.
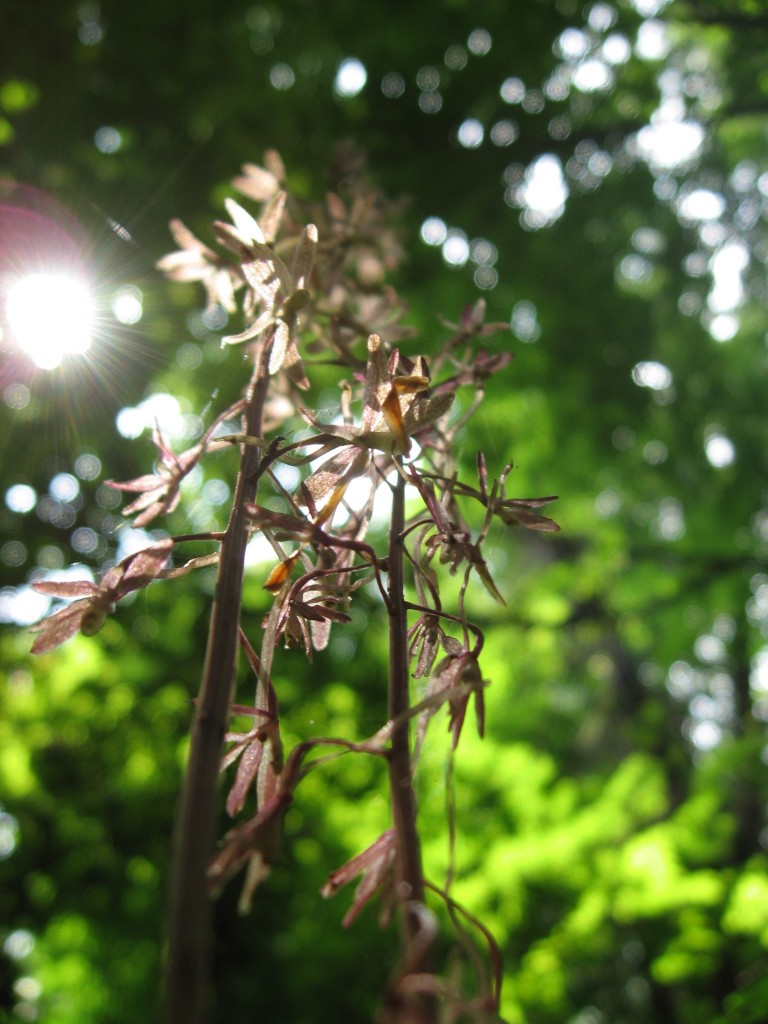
<box><xmin>474</xmin><ymin>453</ymin><xmax>560</xmax><ymax>532</ymax></box>
<box><xmin>30</xmin><ymin>539</ymin><xmax>173</xmax><ymax>654</ymax></box>
<box><xmin>230</xmin><ymin>151</ymin><xmax>285</xmax><ymax>204</ymax></box>
<box><xmin>106</xmin><ymin>424</ymin><xmax>201</xmax><ymax>527</ymax></box>
<box><xmin>106</xmin><ymin>407</ymin><xmax>237</xmax><ymax>528</ymax></box>
<box><xmin>416</xmin><ymin>648</ymin><xmax>486</xmax><ymax>751</ymax></box>
<box><xmin>321</xmin><ymin>829</ymin><xmax>398</xmax><ymax>927</ymax></box>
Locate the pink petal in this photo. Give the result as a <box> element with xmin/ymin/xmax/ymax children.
<box><xmin>130</xmin><ymin>500</ymin><xmax>170</xmax><ymax>529</ymax></box>
<box><xmin>30</xmin><ymin>600</ymin><xmax>90</xmax><ymax>654</ymax></box>
<box><xmin>121</xmin><ymin>489</ymin><xmax>167</xmax><ymax>516</ymax></box>
<box><xmin>226</xmin><ymin>740</ymin><xmax>265</xmax><ymax>817</ymax></box>
<box><xmin>291</xmin><ymin>224</ymin><xmax>317</xmax><ymax>289</ymax></box>
<box><xmin>118</xmin><ymin>539</ymin><xmax>174</xmax><ymax>592</ymax></box>
<box><xmin>31</xmin><ymin>579</ymin><xmax>99</xmax><ymax>599</ymax></box>
<box><xmin>105</xmin><ymin>475</ymin><xmax>165</xmax><ymax>493</ymax></box>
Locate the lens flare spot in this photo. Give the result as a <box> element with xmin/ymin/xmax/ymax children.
<box><xmin>112</xmin><ymin>285</ymin><xmax>143</xmax><ymax>325</ymax></box>
<box><xmin>6</xmin><ymin>273</ymin><xmax>93</xmax><ymax>369</ymax></box>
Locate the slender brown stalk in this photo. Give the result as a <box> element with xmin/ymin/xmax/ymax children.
<box><xmin>162</xmin><ymin>340</ymin><xmax>271</xmax><ymax>1024</ymax></box>
<box><xmin>386</xmin><ymin>467</ymin><xmax>437</xmax><ymax>1022</ymax></box>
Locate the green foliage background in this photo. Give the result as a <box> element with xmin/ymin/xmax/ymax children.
<box><xmin>2</xmin><ymin>1</ymin><xmax>768</xmax><ymax>1022</ymax></box>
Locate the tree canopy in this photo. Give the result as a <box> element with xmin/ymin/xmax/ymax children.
<box><xmin>2</xmin><ymin>2</ymin><xmax>768</xmax><ymax>1022</ymax></box>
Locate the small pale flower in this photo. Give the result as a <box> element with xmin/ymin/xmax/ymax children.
<box><xmin>222</xmin><ymin>221</ymin><xmax>317</xmax><ymax>390</ymax></box>
<box><xmin>156</xmin><ymin>219</ymin><xmax>237</xmax><ymax>313</ymax></box>
<box><xmin>230</xmin><ymin>151</ymin><xmax>285</xmax><ymax>203</ymax></box>
<box><xmin>300</xmin><ymin>334</ymin><xmax>455</xmax><ymax>521</ymax></box>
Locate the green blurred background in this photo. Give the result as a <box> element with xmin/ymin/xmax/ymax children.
<box><xmin>2</xmin><ymin>0</ymin><xmax>768</xmax><ymax>1021</ymax></box>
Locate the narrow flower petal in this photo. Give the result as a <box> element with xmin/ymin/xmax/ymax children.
<box><xmin>224</xmin><ymin>198</ymin><xmax>265</xmax><ymax>245</ymax></box>
<box><xmin>381</xmin><ymin>388</ymin><xmax>410</xmax><ymax>455</ymax></box>
<box><xmin>258</xmin><ymin>191</ymin><xmax>286</xmax><ymax>243</ymax></box>
<box><xmin>263</xmin><ymin>552</ymin><xmax>301</xmax><ymax>593</ymax></box>
<box><xmin>222</xmin><ymin>313</ymin><xmax>273</xmax><ymax>346</ymax></box>
<box><xmin>31</xmin><ymin>579</ymin><xmax>99</xmax><ymax>599</ymax></box>
<box><xmin>106</xmin><ymin>474</ymin><xmax>166</xmax><ymax>494</ymax></box>
<box><xmin>232</xmin><ymin>162</ymin><xmax>281</xmax><ymax>202</ymax></box>
<box><xmin>226</xmin><ymin>739</ymin><xmax>265</xmax><ymax>817</ymax></box>
<box><xmin>118</xmin><ymin>539</ymin><xmax>174</xmax><ymax>591</ymax></box>
<box><xmin>30</xmin><ymin>600</ymin><xmax>92</xmax><ymax>655</ymax></box>
<box><xmin>241</xmin><ymin>243</ymin><xmax>293</xmax><ymax>306</ymax></box>
<box><xmin>268</xmin><ymin>319</ymin><xmax>290</xmax><ymax>375</ymax></box>
<box><xmin>291</xmin><ymin>224</ymin><xmax>317</xmax><ymax>289</ymax></box>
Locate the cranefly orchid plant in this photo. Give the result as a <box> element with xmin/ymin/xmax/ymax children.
<box><xmin>31</xmin><ymin>150</ymin><xmax>558</xmax><ymax>1024</ymax></box>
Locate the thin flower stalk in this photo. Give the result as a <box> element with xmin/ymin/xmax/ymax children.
<box><xmin>30</xmin><ymin>150</ymin><xmax>559</xmax><ymax>1024</ymax></box>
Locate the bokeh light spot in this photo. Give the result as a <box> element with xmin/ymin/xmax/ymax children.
<box><xmin>416</xmin><ymin>66</ymin><xmax>440</xmax><ymax>92</ymax></box>
<box><xmin>177</xmin><ymin>342</ymin><xmax>203</xmax><ymax>369</ymax></box>
<box><xmin>74</xmin><ymin>453</ymin><xmax>102</xmax><ymax>480</ymax></box>
<box><xmin>381</xmin><ymin>72</ymin><xmax>405</xmax><ymax>98</ymax></box>
<box><xmin>442</xmin><ymin>230</ymin><xmax>469</xmax><ymax>267</ymax></box>
<box><xmin>270</xmin><ymin>63</ymin><xmax>295</xmax><ymax>90</ymax></box>
<box><xmin>511</xmin><ymin>300</ymin><xmax>541</xmax><ymax>342</ymax></box>
<box><xmin>94</xmin><ymin>125</ymin><xmax>123</xmax><ymax>154</ymax></box>
<box><xmin>3</xmin><ymin>929</ymin><xmax>34</xmax><ymax>961</ymax></box>
<box><xmin>202</xmin><ymin>479</ymin><xmax>230</xmax><ymax>506</ymax></box>
<box><xmin>643</xmin><ymin>440</ymin><xmax>668</xmax><ymax>464</ymax></box>
<box><xmin>704</xmin><ymin>432</ymin><xmax>735</xmax><ymax>468</ymax></box>
<box><xmin>500</xmin><ymin>77</ymin><xmax>526</xmax><ymax>104</ymax></box>
<box><xmin>5</xmin><ymin>483</ymin><xmax>37</xmax><ymax>513</ymax></box>
<box><xmin>49</xmin><ymin>473</ymin><xmax>79</xmax><ymax>502</ymax></box>
<box><xmin>418</xmin><ymin>91</ymin><xmax>443</xmax><ymax>114</ymax></box>
<box><xmin>522</xmin><ymin>90</ymin><xmax>545</xmax><ymax>114</ymax></box>
<box><xmin>3</xmin><ymin>383</ymin><xmax>30</xmax><ymax>409</ymax></box>
<box><xmin>0</xmin><ymin>810</ymin><xmax>19</xmax><ymax>859</ymax></box>
<box><xmin>677</xmin><ymin>189</ymin><xmax>725</xmax><ymax>222</ymax></box>
<box><xmin>0</xmin><ymin>79</ymin><xmax>39</xmax><ymax>112</ymax></box>
<box><xmin>71</xmin><ymin>527</ymin><xmax>99</xmax><ymax>554</ymax></box>
<box><xmin>636</xmin><ymin>120</ymin><xmax>704</xmax><ymax>171</ymax></box>
<box><xmin>513</xmin><ymin>154</ymin><xmax>568</xmax><ymax>227</ymax></box>
<box><xmin>653</xmin><ymin>497</ymin><xmax>686</xmax><ymax>541</ymax></box>
<box><xmin>474</xmin><ymin>266</ymin><xmax>498</xmax><ymax>290</ymax></box>
<box><xmin>420</xmin><ymin>217</ymin><xmax>447</xmax><ymax>246</ymax></box>
<box><xmin>334</xmin><ymin>58</ymin><xmax>367</xmax><ymax>97</ymax></box>
<box><xmin>589</xmin><ymin>3</ymin><xmax>618</xmax><ymax>31</ymax></box>
<box><xmin>444</xmin><ymin>45</ymin><xmax>468</xmax><ymax>70</ymax></box>
<box><xmin>112</xmin><ymin>285</ymin><xmax>143</xmax><ymax>325</ymax></box>
<box><xmin>603</xmin><ymin>33</ymin><xmax>632</xmax><ymax>64</ymax></box>
<box><xmin>490</xmin><ymin>120</ymin><xmax>519</xmax><ymax>146</ymax></box>
<box><xmin>467</xmin><ymin>28</ymin><xmax>492</xmax><ymax>55</ymax></box>
<box><xmin>573</xmin><ymin>60</ymin><xmax>614</xmax><ymax>93</ymax></box>
<box><xmin>632</xmin><ymin>360</ymin><xmax>673</xmax><ymax>390</ymax></box>
<box><xmin>457</xmin><ymin>118</ymin><xmax>484</xmax><ymax>149</ymax></box>
<box><xmin>557</xmin><ymin>27</ymin><xmax>590</xmax><ymax>60</ymax></box>
<box><xmin>635</xmin><ymin>19</ymin><xmax>670</xmax><ymax>61</ymax></box>
<box><xmin>708</xmin><ymin>313</ymin><xmax>739</xmax><ymax>342</ymax></box>
<box><xmin>470</xmin><ymin>238</ymin><xmax>497</xmax><ymax>266</ymax></box>
<box><xmin>1</xmin><ymin>541</ymin><xmax>27</xmax><ymax>567</ymax></box>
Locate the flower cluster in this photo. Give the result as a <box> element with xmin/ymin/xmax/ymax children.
<box><xmin>29</xmin><ymin>150</ymin><xmax>559</xmax><ymax>1023</ymax></box>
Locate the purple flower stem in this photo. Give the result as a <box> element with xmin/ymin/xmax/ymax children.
<box><xmin>387</xmin><ymin>466</ymin><xmax>437</xmax><ymax>1020</ymax></box>
<box><xmin>162</xmin><ymin>341</ymin><xmax>272</xmax><ymax>1024</ymax></box>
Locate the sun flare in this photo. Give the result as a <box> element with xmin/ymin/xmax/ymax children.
<box><xmin>6</xmin><ymin>271</ymin><xmax>94</xmax><ymax>370</ymax></box>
